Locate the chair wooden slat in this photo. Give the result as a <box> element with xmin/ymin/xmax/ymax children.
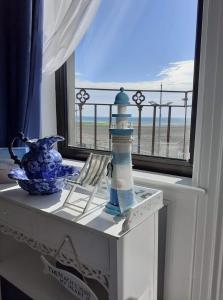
<box><xmin>81</xmin><ymin>155</ymin><xmax>99</xmax><ymax>186</ymax></box>
<box><xmin>89</xmin><ymin>155</ymin><xmax>106</xmax><ymax>186</ymax></box>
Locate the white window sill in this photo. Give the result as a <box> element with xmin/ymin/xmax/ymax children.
<box><xmin>64</xmin><ymin>159</ymin><xmax>205</xmax><ymax>201</ymax></box>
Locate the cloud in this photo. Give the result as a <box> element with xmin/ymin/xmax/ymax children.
<box><xmin>157</xmin><ymin>60</ymin><xmax>194</xmax><ymax>89</ymax></box>
<box><xmin>75</xmin><ymin>60</ymin><xmax>194</xmax><ymax>91</ymax></box>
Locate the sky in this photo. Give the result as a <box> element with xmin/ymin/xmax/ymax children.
<box><xmin>74</xmin><ymin>0</ymin><xmax>198</xmax><ymax>115</ymax></box>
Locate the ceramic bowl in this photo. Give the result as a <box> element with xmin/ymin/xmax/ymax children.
<box><xmin>8</xmin><ymin>165</ymin><xmax>80</xmax><ymax>195</ymax></box>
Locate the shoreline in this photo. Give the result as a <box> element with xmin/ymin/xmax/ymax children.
<box><xmin>78</xmin><ymin>121</ymin><xmax>190</xmax><ymax>127</ymax></box>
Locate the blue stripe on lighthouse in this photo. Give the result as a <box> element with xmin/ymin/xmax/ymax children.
<box><xmin>110</xmin><ymin>188</ymin><xmax>136</xmax><ymax>213</ymax></box>
<box><xmin>116</xmin><ymin>189</ymin><xmax>135</xmax><ymax>212</ymax></box>
<box><xmin>110</xmin><ymin>128</ymin><xmax>134</xmax><ymax>136</ymax></box>
<box><xmin>110</xmin><ymin>188</ymin><xmax>119</xmax><ymax>206</ymax></box>
<box><xmin>112</xmin><ymin>113</ymin><xmax>132</xmax><ymax>118</ymax></box>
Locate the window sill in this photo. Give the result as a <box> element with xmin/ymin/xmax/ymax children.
<box><xmin>64</xmin><ymin>159</ymin><xmax>205</xmax><ymax>201</ymax></box>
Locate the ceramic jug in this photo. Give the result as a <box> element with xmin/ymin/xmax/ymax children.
<box><xmin>9</xmin><ymin>132</ymin><xmax>65</xmax><ymax>179</ymax></box>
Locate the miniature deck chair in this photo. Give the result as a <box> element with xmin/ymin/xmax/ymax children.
<box><xmin>64</xmin><ymin>153</ymin><xmax>111</xmax><ymax>215</ymax></box>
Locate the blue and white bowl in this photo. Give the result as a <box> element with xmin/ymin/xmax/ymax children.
<box><xmin>8</xmin><ymin>165</ymin><xmax>80</xmax><ymax>195</ymax></box>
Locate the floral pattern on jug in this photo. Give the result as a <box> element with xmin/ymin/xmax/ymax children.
<box><xmin>8</xmin><ymin>133</ymin><xmax>80</xmax><ymax>194</ymax></box>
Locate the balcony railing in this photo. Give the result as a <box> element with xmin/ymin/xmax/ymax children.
<box><xmin>72</xmin><ymin>87</ymin><xmax>192</xmax><ymax>160</ymax></box>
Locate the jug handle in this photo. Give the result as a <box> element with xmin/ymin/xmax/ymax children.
<box><xmin>8</xmin><ymin>132</ymin><xmax>28</xmax><ymax>167</ymax></box>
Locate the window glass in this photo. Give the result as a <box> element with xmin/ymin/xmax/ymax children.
<box><xmin>59</xmin><ymin>0</ymin><xmax>201</xmax><ymax>176</ymax></box>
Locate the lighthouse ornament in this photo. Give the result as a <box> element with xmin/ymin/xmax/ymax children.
<box><xmin>105</xmin><ymin>88</ymin><xmax>137</xmax><ymax>216</ymax></box>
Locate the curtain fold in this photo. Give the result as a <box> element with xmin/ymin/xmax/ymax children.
<box><xmin>0</xmin><ymin>0</ymin><xmax>43</xmax><ymax>147</ymax></box>
<box><xmin>42</xmin><ymin>0</ymin><xmax>100</xmax><ymax>74</ymax></box>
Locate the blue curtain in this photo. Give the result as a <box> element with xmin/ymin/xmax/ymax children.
<box><xmin>0</xmin><ymin>0</ymin><xmax>43</xmax><ymax>147</ymax></box>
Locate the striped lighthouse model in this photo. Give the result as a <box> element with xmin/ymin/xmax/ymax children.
<box><xmin>105</xmin><ymin>88</ymin><xmax>137</xmax><ymax>216</ymax></box>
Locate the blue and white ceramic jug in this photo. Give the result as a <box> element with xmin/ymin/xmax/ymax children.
<box><xmin>9</xmin><ymin>132</ymin><xmax>64</xmax><ymax>179</ymax></box>
<box><xmin>8</xmin><ymin>133</ymin><xmax>80</xmax><ymax>195</ymax></box>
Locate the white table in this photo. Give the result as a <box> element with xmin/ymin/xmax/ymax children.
<box><xmin>0</xmin><ymin>183</ymin><xmax>165</xmax><ymax>300</ymax></box>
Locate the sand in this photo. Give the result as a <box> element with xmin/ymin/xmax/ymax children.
<box><xmin>71</xmin><ymin>122</ymin><xmax>191</xmax><ymax>160</ymax></box>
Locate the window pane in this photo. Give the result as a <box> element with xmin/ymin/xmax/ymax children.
<box><xmin>68</xmin><ymin>0</ymin><xmax>198</xmax><ymax>161</ymax></box>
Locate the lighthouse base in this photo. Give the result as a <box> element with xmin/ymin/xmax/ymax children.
<box><xmin>104</xmin><ymin>202</ymin><xmax>121</xmax><ymax>216</ymax></box>
<box><xmin>104</xmin><ymin>188</ymin><xmax>121</xmax><ymax>215</ymax></box>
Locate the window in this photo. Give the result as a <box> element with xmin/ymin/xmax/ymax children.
<box><xmin>56</xmin><ymin>0</ymin><xmax>203</xmax><ymax>177</ymax></box>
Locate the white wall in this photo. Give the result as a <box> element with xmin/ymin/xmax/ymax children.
<box><xmin>133</xmin><ymin>172</ymin><xmax>201</xmax><ymax>300</ymax></box>
<box><xmin>40</xmin><ymin>73</ymin><xmax>57</xmax><ymax>137</ymax></box>
<box><xmin>191</xmin><ymin>0</ymin><xmax>223</xmax><ymax>298</ymax></box>
<box><xmin>41</xmin><ymin>55</ymin><xmax>75</xmax><ymax>140</ymax></box>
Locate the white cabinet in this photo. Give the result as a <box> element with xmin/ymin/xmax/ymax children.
<box><xmin>0</xmin><ymin>184</ymin><xmax>165</xmax><ymax>300</ymax></box>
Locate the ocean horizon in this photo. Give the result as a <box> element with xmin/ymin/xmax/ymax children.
<box><xmin>77</xmin><ymin>116</ymin><xmax>190</xmax><ymax>126</ymax></box>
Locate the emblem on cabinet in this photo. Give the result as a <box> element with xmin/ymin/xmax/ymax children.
<box><xmin>41</xmin><ymin>235</ymin><xmax>98</xmax><ymax>300</ymax></box>
<box><xmin>41</xmin><ymin>256</ymin><xmax>98</xmax><ymax>300</ymax></box>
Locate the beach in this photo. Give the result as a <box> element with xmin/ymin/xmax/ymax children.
<box><xmin>72</xmin><ymin>122</ymin><xmax>191</xmax><ymax>160</ymax></box>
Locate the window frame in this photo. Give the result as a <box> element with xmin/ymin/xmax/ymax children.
<box><xmin>55</xmin><ymin>0</ymin><xmax>203</xmax><ymax>178</ymax></box>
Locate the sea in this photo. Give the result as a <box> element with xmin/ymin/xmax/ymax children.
<box><xmin>77</xmin><ymin>116</ymin><xmax>189</xmax><ymax>126</ymax></box>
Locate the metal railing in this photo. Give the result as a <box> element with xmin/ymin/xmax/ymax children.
<box><xmin>73</xmin><ymin>87</ymin><xmax>192</xmax><ymax>160</ymax></box>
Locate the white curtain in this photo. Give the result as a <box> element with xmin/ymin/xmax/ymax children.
<box><xmin>42</xmin><ymin>0</ymin><xmax>100</xmax><ymax>74</ymax></box>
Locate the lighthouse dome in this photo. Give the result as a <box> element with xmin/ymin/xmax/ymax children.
<box><xmin>114</xmin><ymin>87</ymin><xmax>130</xmax><ymax>105</ymax></box>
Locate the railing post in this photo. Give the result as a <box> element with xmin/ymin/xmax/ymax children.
<box><xmin>94</xmin><ymin>104</ymin><xmax>97</xmax><ymax>149</ymax></box>
<box><xmin>166</xmin><ymin>106</ymin><xmax>172</xmax><ymax>157</ymax></box>
<box><xmin>157</xmin><ymin>83</ymin><xmax>163</xmax><ymax>155</ymax></box>
<box><xmin>76</xmin><ymin>89</ymin><xmax>90</xmax><ymax>148</ymax></box>
<box><xmin>182</xmin><ymin>92</ymin><xmax>188</xmax><ymax>159</ymax></box>
<box><xmin>109</xmin><ymin>104</ymin><xmax>112</xmax><ymax>151</ymax></box>
<box><xmin>78</xmin><ymin>104</ymin><xmax>83</xmax><ymax>147</ymax></box>
<box><xmin>138</xmin><ymin>106</ymin><xmax>142</xmax><ymax>153</ymax></box>
<box><xmin>132</xmin><ymin>91</ymin><xmax>145</xmax><ymax>154</ymax></box>
<box><xmin>151</xmin><ymin>105</ymin><xmax>157</xmax><ymax>155</ymax></box>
